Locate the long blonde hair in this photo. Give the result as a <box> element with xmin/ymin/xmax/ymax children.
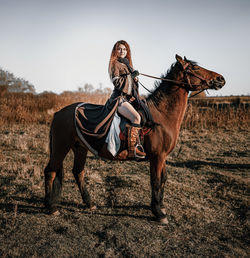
<box><xmin>108</xmin><ymin>40</ymin><xmax>133</xmax><ymax>78</ymax></box>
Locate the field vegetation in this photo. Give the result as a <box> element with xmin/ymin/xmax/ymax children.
<box><xmin>0</xmin><ymin>90</ymin><xmax>249</xmax><ymax>257</ymax></box>
<box><xmin>0</xmin><ymin>88</ymin><xmax>249</xmax><ymax>130</ymax></box>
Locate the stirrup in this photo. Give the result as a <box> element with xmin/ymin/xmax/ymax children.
<box><xmin>134</xmin><ymin>143</ymin><xmax>146</xmax><ymax>159</ymax></box>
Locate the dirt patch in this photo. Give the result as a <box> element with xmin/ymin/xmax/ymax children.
<box><xmin>0</xmin><ymin>125</ymin><xmax>249</xmax><ymax>257</ymax></box>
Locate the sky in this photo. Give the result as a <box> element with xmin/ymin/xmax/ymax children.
<box><xmin>0</xmin><ymin>0</ymin><xmax>249</xmax><ymax>96</ymax></box>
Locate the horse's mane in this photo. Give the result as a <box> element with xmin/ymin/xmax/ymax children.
<box><xmin>146</xmin><ymin>59</ymin><xmax>198</xmax><ymax>105</ymax></box>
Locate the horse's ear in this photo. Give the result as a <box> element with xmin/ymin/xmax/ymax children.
<box><xmin>184</xmin><ymin>56</ymin><xmax>187</xmax><ymax>61</ymax></box>
<box><xmin>176</xmin><ymin>54</ymin><xmax>186</xmax><ymax>67</ymax></box>
<box><xmin>176</xmin><ymin>54</ymin><xmax>183</xmax><ymax>62</ymax></box>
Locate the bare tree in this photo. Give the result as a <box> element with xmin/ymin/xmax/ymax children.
<box><xmin>0</xmin><ymin>68</ymin><xmax>36</xmax><ymax>94</ymax></box>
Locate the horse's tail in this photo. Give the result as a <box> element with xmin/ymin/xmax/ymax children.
<box><xmin>48</xmin><ymin>112</ymin><xmax>59</xmax><ymax>159</ymax></box>
<box><xmin>48</xmin><ymin>121</ymin><xmax>53</xmax><ymax>159</ymax></box>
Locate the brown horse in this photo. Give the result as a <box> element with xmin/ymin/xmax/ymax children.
<box><xmin>44</xmin><ymin>55</ymin><xmax>225</xmax><ymax>223</ymax></box>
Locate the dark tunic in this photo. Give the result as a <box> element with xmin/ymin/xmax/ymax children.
<box><xmin>75</xmin><ymin>59</ymin><xmax>138</xmax><ymax>152</ymax></box>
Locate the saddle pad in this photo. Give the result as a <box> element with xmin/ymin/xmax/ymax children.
<box><xmin>75</xmin><ymin>101</ymin><xmax>119</xmax><ymax>156</ymax></box>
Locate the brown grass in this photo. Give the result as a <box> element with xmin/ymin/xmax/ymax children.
<box><xmin>0</xmin><ymin>90</ymin><xmax>249</xmax><ymax>130</ymax></box>
<box><xmin>0</xmin><ymin>91</ymin><xmax>110</xmax><ymax>126</ymax></box>
<box><xmin>183</xmin><ymin>102</ymin><xmax>249</xmax><ymax>130</ymax></box>
<box><xmin>0</xmin><ymin>124</ymin><xmax>249</xmax><ymax>257</ymax></box>
<box><xmin>0</xmin><ymin>90</ymin><xmax>249</xmax><ymax>256</ymax></box>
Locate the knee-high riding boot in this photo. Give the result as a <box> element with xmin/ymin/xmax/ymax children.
<box><xmin>128</xmin><ymin>125</ymin><xmax>146</xmax><ymax>158</ymax></box>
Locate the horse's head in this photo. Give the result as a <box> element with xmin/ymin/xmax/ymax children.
<box><xmin>175</xmin><ymin>54</ymin><xmax>225</xmax><ymax>91</ymax></box>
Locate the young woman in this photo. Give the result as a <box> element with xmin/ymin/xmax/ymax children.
<box><xmin>108</xmin><ymin>40</ymin><xmax>146</xmax><ymax>158</ymax></box>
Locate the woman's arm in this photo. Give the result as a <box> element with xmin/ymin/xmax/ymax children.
<box><xmin>111</xmin><ymin>63</ymin><xmax>129</xmax><ymax>91</ymax></box>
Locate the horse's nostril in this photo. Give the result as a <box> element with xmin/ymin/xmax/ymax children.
<box><xmin>217</xmin><ymin>76</ymin><xmax>225</xmax><ymax>82</ymax></box>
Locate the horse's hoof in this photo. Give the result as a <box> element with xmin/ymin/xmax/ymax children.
<box><xmin>161</xmin><ymin>208</ymin><xmax>167</xmax><ymax>215</ymax></box>
<box><xmin>51</xmin><ymin>210</ymin><xmax>60</xmax><ymax>216</ymax></box>
<box><xmin>159</xmin><ymin>217</ymin><xmax>168</xmax><ymax>225</ymax></box>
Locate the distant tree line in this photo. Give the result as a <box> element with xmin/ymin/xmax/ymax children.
<box><xmin>77</xmin><ymin>83</ymin><xmax>112</xmax><ymax>95</ymax></box>
<box><xmin>0</xmin><ymin>67</ymin><xmax>35</xmax><ymax>94</ymax></box>
<box><xmin>0</xmin><ymin>67</ymin><xmax>112</xmax><ymax>96</ymax></box>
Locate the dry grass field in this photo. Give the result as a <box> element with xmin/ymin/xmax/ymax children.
<box><xmin>0</xmin><ymin>92</ymin><xmax>249</xmax><ymax>257</ymax></box>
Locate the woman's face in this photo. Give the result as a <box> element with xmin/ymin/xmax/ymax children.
<box><xmin>116</xmin><ymin>44</ymin><xmax>127</xmax><ymax>58</ymax></box>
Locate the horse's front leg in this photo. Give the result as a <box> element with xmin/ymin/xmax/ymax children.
<box><xmin>150</xmin><ymin>156</ymin><xmax>168</xmax><ymax>224</ymax></box>
<box><xmin>159</xmin><ymin>162</ymin><xmax>167</xmax><ymax>215</ymax></box>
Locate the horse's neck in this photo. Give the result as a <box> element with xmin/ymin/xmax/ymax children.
<box><xmin>169</xmin><ymin>87</ymin><xmax>188</xmax><ymax>130</ymax></box>
<box><xmin>151</xmin><ymin>86</ymin><xmax>188</xmax><ymax>132</ymax></box>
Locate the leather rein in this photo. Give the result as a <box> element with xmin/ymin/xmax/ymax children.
<box><xmin>138</xmin><ymin>63</ymin><xmax>209</xmax><ymax>96</ymax></box>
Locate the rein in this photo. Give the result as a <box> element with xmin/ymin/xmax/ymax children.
<box><xmin>138</xmin><ymin>78</ymin><xmax>189</xmax><ymax>96</ymax></box>
<box><xmin>139</xmin><ymin>79</ymin><xmax>206</xmax><ymax>98</ymax></box>
<box><xmin>139</xmin><ymin>65</ymin><xmax>209</xmax><ymax>96</ymax></box>
<box><xmin>140</xmin><ymin>73</ymin><xmax>188</xmax><ymax>86</ymax></box>
<box><xmin>189</xmin><ymin>89</ymin><xmax>208</xmax><ymax>98</ymax></box>
<box><xmin>138</xmin><ymin>81</ymin><xmax>154</xmax><ymax>94</ymax></box>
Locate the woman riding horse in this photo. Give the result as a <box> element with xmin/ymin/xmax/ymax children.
<box><xmin>76</xmin><ymin>40</ymin><xmax>149</xmax><ymax>159</ymax></box>
<box><xmin>44</xmin><ymin>53</ymin><xmax>225</xmax><ymax>223</ymax></box>
<box><xmin>108</xmin><ymin>40</ymin><xmax>145</xmax><ymax>158</ymax></box>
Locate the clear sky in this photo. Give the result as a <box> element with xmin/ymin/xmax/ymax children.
<box><xmin>1</xmin><ymin>0</ymin><xmax>249</xmax><ymax>96</ymax></box>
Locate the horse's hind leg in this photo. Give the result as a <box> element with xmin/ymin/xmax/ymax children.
<box><xmin>72</xmin><ymin>144</ymin><xmax>95</xmax><ymax>210</ymax></box>
<box><xmin>44</xmin><ymin>141</ymin><xmax>71</xmax><ymax>214</ymax></box>
<box><xmin>44</xmin><ymin>163</ymin><xmax>64</xmax><ymax>215</ymax></box>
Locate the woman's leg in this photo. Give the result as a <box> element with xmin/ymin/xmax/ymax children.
<box><xmin>117</xmin><ymin>101</ymin><xmax>145</xmax><ymax>158</ymax></box>
<box><xmin>117</xmin><ymin>101</ymin><xmax>141</xmax><ymax>125</ymax></box>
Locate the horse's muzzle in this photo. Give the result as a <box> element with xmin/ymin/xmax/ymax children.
<box><xmin>208</xmin><ymin>76</ymin><xmax>226</xmax><ymax>90</ymax></box>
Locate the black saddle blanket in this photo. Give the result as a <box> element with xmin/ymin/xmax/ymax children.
<box><xmin>75</xmin><ymin>100</ymin><xmax>154</xmax><ymax>155</ymax></box>
<box><xmin>75</xmin><ymin>100</ymin><xmax>119</xmax><ymax>154</ymax></box>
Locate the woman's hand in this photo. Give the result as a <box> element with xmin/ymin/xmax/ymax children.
<box><xmin>131</xmin><ymin>70</ymin><xmax>139</xmax><ymax>78</ymax></box>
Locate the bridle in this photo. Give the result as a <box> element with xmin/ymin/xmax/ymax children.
<box><xmin>181</xmin><ymin>63</ymin><xmax>210</xmax><ymax>91</ymax></box>
<box><xmin>139</xmin><ymin>61</ymin><xmax>210</xmax><ymax>95</ymax></box>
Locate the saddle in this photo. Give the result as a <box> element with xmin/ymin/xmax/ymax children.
<box><xmin>75</xmin><ymin>102</ymin><xmax>152</xmax><ymax>161</ymax></box>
